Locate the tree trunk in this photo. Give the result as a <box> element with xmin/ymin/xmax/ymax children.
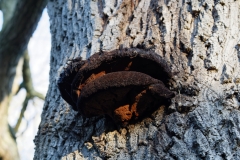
<box><xmin>34</xmin><ymin>0</ymin><xmax>240</xmax><ymax>159</ymax></box>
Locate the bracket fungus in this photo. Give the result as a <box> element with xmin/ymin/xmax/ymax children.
<box><xmin>58</xmin><ymin>48</ymin><xmax>175</xmax><ymax>124</ymax></box>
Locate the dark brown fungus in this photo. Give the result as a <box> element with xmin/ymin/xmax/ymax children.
<box><xmin>58</xmin><ymin>57</ymin><xmax>85</xmax><ymax>110</ymax></box>
<box><xmin>57</xmin><ymin>48</ymin><xmax>175</xmax><ymax>124</ymax></box>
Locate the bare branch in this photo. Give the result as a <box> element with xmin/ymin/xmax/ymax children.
<box><xmin>0</xmin><ymin>0</ymin><xmax>48</xmax><ymax>159</ymax></box>
<box><xmin>14</xmin><ymin>50</ymin><xmax>45</xmax><ymax>133</ymax></box>
<box><xmin>0</xmin><ymin>0</ymin><xmax>48</xmax><ymax>59</ymax></box>
<box><xmin>0</xmin><ymin>0</ymin><xmax>17</xmax><ymax>28</ymax></box>
<box><xmin>32</xmin><ymin>91</ymin><xmax>45</xmax><ymax>100</ymax></box>
<box><xmin>14</xmin><ymin>96</ymin><xmax>29</xmax><ymax>133</ymax></box>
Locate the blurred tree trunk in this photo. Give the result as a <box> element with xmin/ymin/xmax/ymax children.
<box><xmin>34</xmin><ymin>0</ymin><xmax>240</xmax><ymax>159</ymax></box>
<box><xmin>0</xmin><ymin>0</ymin><xmax>47</xmax><ymax>159</ymax></box>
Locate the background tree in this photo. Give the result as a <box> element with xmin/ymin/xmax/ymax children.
<box><xmin>0</xmin><ymin>0</ymin><xmax>47</xmax><ymax>159</ymax></box>
<box><xmin>34</xmin><ymin>0</ymin><xmax>240</xmax><ymax>159</ymax></box>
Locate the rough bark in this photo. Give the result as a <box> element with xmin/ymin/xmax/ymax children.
<box><xmin>0</xmin><ymin>0</ymin><xmax>47</xmax><ymax>159</ymax></box>
<box><xmin>35</xmin><ymin>0</ymin><xmax>240</xmax><ymax>159</ymax></box>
